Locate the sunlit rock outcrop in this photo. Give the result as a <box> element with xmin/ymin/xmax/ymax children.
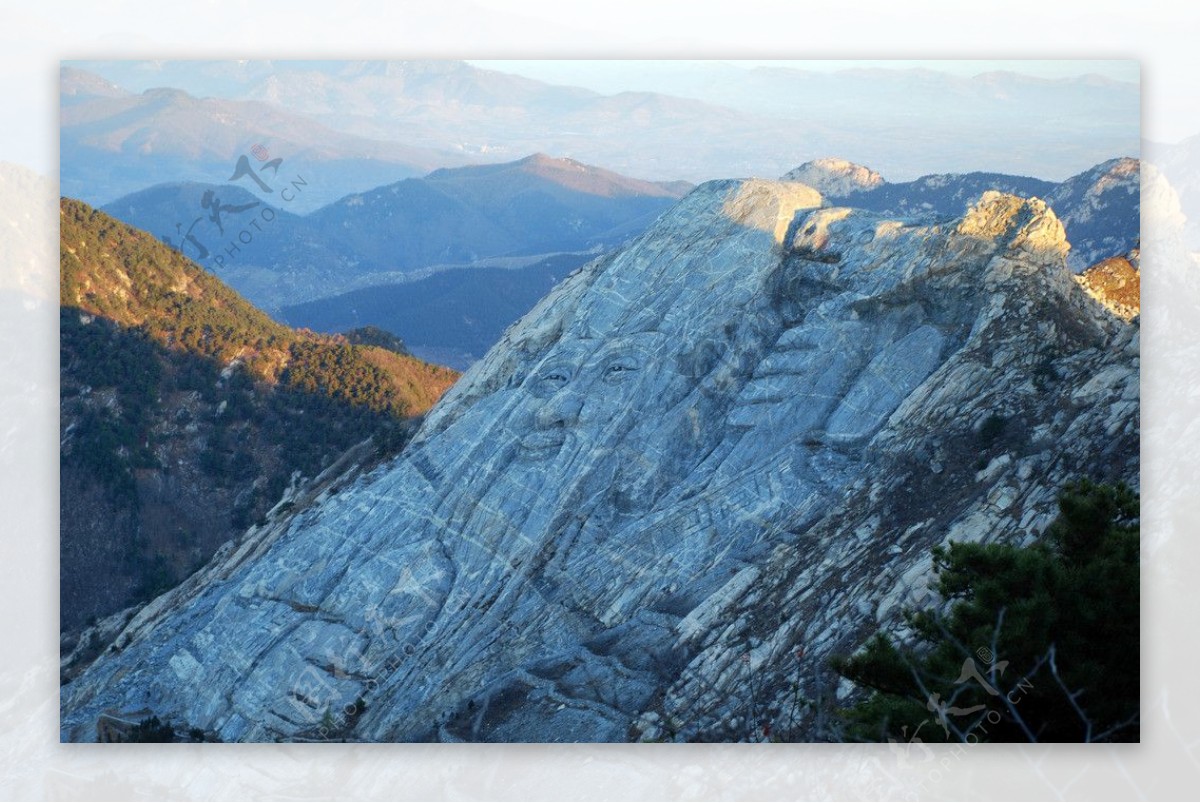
<box><xmin>60</xmin><ymin>178</ymin><xmax>1138</xmax><ymax>742</ymax></box>
<box><xmin>1075</xmin><ymin>250</ymin><xmax>1140</xmax><ymax>322</ymax></box>
<box><xmin>780</xmin><ymin>157</ymin><xmax>884</xmax><ymax>198</ymax></box>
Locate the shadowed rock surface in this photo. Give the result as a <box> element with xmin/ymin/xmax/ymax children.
<box><xmin>60</xmin><ymin>178</ymin><xmax>1138</xmax><ymax>742</ymax></box>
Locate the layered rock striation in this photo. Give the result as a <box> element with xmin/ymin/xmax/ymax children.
<box><xmin>61</xmin><ymin>178</ymin><xmax>1138</xmax><ymax>742</ymax></box>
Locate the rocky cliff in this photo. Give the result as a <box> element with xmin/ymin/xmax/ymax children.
<box><xmin>60</xmin><ymin>178</ymin><xmax>1138</xmax><ymax>742</ymax></box>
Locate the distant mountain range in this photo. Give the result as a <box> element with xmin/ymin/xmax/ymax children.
<box><xmin>64</xmin><ymin>61</ymin><xmax>1139</xmax><ymax>189</ymax></box>
<box><xmin>100</xmin><ymin>153</ymin><xmax>691</xmax><ymax>311</ymax></box>
<box><xmin>61</xmin><ymin>66</ymin><xmax>471</xmax><ymax>213</ymax></box>
<box><xmin>468</xmin><ymin>61</ymin><xmax>1138</xmax><ymax>127</ymax></box>
<box><xmin>98</xmin><ymin>181</ymin><xmax>345</xmax><ymax>286</ymax></box>
<box><xmin>100</xmin><ymin>150</ymin><xmax>1138</xmax><ymax>376</ymax></box>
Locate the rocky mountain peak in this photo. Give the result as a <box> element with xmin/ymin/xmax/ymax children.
<box><xmin>61</xmin><ymin>176</ymin><xmax>1137</xmax><ymax>743</ymax></box>
<box><xmin>779</xmin><ymin>157</ymin><xmax>885</xmax><ymax>197</ymax></box>
<box><xmin>957</xmin><ymin>190</ymin><xmax>1069</xmax><ymax>256</ymax></box>
<box><xmin>1098</xmin><ymin>155</ymin><xmax>1139</xmax><ymax>180</ymax></box>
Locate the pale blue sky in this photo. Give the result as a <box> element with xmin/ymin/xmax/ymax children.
<box><xmin>470</xmin><ymin>59</ymin><xmax>1139</xmax><ymax>93</ymax></box>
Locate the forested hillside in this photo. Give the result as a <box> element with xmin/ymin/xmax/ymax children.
<box><xmin>59</xmin><ymin>199</ymin><xmax>458</xmax><ymax>631</ymax></box>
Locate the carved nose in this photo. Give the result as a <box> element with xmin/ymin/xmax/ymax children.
<box><xmin>536</xmin><ymin>391</ymin><xmax>583</xmax><ymax>429</ymax></box>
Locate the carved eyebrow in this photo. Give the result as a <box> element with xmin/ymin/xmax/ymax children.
<box><xmin>602</xmin><ymin>357</ymin><xmax>642</xmax><ymax>376</ymax></box>
<box><xmin>602</xmin><ymin>363</ymin><xmax>641</xmax><ymax>384</ymax></box>
<box><xmin>529</xmin><ymin>340</ymin><xmax>595</xmax><ymax>371</ymax></box>
<box><xmin>589</xmin><ymin>333</ymin><xmax>665</xmax><ymax>365</ymax></box>
<box><xmin>588</xmin><ymin>350</ymin><xmax>649</xmax><ymax>374</ymax></box>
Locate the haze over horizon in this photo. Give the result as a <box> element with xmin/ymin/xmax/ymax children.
<box><xmin>470</xmin><ymin>58</ymin><xmax>1140</xmax><ymax>93</ymax></box>
<box><xmin>64</xmin><ymin>58</ymin><xmax>1139</xmax><ymax>186</ymax></box>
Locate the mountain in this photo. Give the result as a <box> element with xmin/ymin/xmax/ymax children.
<box><xmin>100</xmin><ymin>154</ymin><xmax>691</xmax><ymax>312</ymax></box>
<box><xmin>60</xmin><ymin>67</ymin><xmax>471</xmax><ymax>213</ymax></box>
<box><xmin>65</xmin><ymin>59</ymin><xmax>598</xmax><ymax>111</ymax></box>
<box><xmin>60</xmin><ymin>66</ymin><xmax>129</xmax><ymax>104</ymax></box>
<box><xmin>79</xmin><ymin>60</ymin><xmax>809</xmax><ymax>179</ymax></box>
<box><xmin>98</xmin><ymin>181</ymin><xmax>354</xmax><ymax>285</ymax></box>
<box><xmin>307</xmin><ymin>153</ymin><xmax>689</xmax><ymax>272</ymax></box>
<box><xmin>99</xmin><ymin>180</ymin><xmax>366</xmax><ymax>312</ymax></box>
<box><xmin>68</xmin><ymin>60</ymin><xmax>1140</xmax><ymax>186</ymax></box>
<box><xmin>61</xmin><ymin>179</ymin><xmax>1137</xmax><ymax>742</ymax></box>
<box><xmin>469</xmin><ymin>62</ymin><xmax>1138</xmax><ymax>131</ymax></box>
<box><xmin>282</xmin><ymin>253</ymin><xmax>595</xmax><ymax>370</ymax></box>
<box><xmin>58</xmin><ymin>199</ymin><xmax>457</xmax><ymax>633</ymax></box>
<box><xmin>1045</xmin><ymin>157</ymin><xmax>1142</xmax><ymax>270</ymax></box>
<box><xmin>790</xmin><ymin>157</ymin><xmax>1140</xmax><ymax>271</ymax></box>
<box><xmin>100</xmin><ymin>181</ymin><xmax>307</xmax><ymax>261</ymax></box>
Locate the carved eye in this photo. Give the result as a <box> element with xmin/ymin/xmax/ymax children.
<box><xmin>531</xmin><ymin>367</ymin><xmax>571</xmax><ymax>397</ymax></box>
<box><xmin>603</xmin><ymin>359</ymin><xmax>640</xmax><ymax>382</ymax></box>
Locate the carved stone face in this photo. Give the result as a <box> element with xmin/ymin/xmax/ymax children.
<box><xmin>517</xmin><ymin>332</ymin><xmax>669</xmax><ymax>461</ymax></box>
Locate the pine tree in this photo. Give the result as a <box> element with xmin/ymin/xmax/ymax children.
<box><xmin>833</xmin><ymin>479</ymin><xmax>1139</xmax><ymax>743</ymax></box>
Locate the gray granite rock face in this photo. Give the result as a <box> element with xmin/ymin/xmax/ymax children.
<box><xmin>60</xmin><ymin>179</ymin><xmax>1138</xmax><ymax>742</ymax></box>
